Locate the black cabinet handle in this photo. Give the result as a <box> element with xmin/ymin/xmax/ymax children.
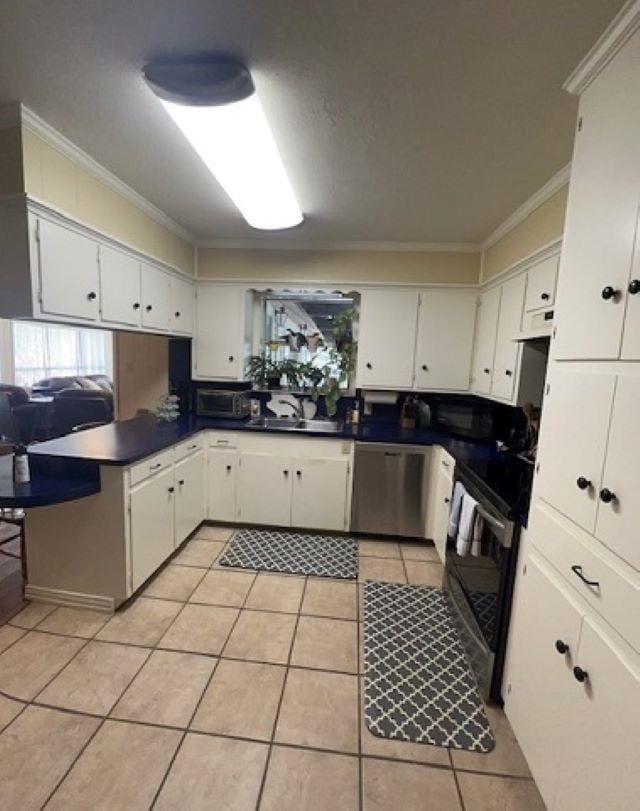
<box><xmin>226</xmin><ymin>465</ymin><xmax>232</xmax><ymax>472</ymax></box>
<box><xmin>228</xmin><ymin>355</ymin><xmax>234</xmax><ymax>362</ymax></box>
<box><xmin>601</xmin><ymin>286</ymin><xmax>618</xmax><ymax>301</ymax></box>
<box><xmin>178</xmin><ymin>479</ymin><xmax>185</xmax><ymax>486</ymax></box>
<box><xmin>296</xmin><ymin>470</ymin><xmax>302</xmax><ymax>478</ymax></box>
<box><xmin>483</xmin><ymin>368</ymin><xmax>491</xmax><ymax>374</ymax></box>
<box><xmin>629</xmin><ymin>279</ymin><xmax>640</xmax><ymax>295</ymax></box>
<box><xmin>555</xmin><ymin>639</ymin><xmax>569</xmax><ymax>655</ymax></box>
<box><xmin>87</xmin><ymin>291</ymin><xmax>97</xmax><ymax>301</ymax></box>
<box><xmin>573</xmin><ymin>666</ymin><xmax>589</xmax><ymax>683</ymax></box>
<box><xmin>505</xmin><ymin>369</ymin><xmax>513</xmax><ymax>377</ymax></box>
<box><xmin>175</xmin><ymin>311</ymin><xmax>181</xmax><ymax>317</ymax></box>
<box><xmin>283</xmin><ymin>470</ymin><xmax>289</xmax><ymax>477</ymax></box>
<box><xmin>146</xmin><ymin>304</ymin><xmax>153</xmax><ymax>312</ymax></box>
<box><xmin>168</xmin><ymin>486</ymin><xmax>175</xmax><ymax>493</ymax></box>
<box><xmin>133</xmin><ymin>302</ymin><xmax>140</xmax><ymax>310</ymax></box>
<box><xmin>599</xmin><ymin>487</ymin><xmax>616</xmax><ymax>504</ymax></box>
<box><xmin>444</xmin><ymin>497</ymin><xmax>450</xmax><ymax>504</ymax></box>
<box><xmin>150</xmin><ymin>463</ymin><xmax>162</xmax><ymax>470</ymax></box>
<box><xmin>576</xmin><ymin>476</ymin><xmax>591</xmax><ymax>491</ymax></box>
<box><xmin>366</xmin><ymin>362</ymin><xmax>372</xmax><ymax>370</ymax></box>
<box><xmin>421</xmin><ymin>364</ymin><xmax>428</xmax><ymax>371</ymax></box>
<box><xmin>571</xmin><ymin>564</ymin><xmax>599</xmax><ymax>588</ymax></box>
<box><xmin>541</xmin><ymin>292</ymin><xmax>550</xmax><ymax>301</ymax></box>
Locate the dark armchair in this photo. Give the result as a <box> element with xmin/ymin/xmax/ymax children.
<box><xmin>0</xmin><ymin>385</ymin><xmax>38</xmax><ymax>444</ymax></box>
<box><xmin>50</xmin><ymin>389</ymin><xmax>113</xmax><ymax>437</ymax></box>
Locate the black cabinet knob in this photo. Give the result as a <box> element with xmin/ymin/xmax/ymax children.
<box><xmin>87</xmin><ymin>291</ymin><xmax>97</xmax><ymax>301</ymax></box>
<box><xmin>505</xmin><ymin>369</ymin><xmax>513</xmax><ymax>377</ymax></box>
<box><xmin>296</xmin><ymin>470</ymin><xmax>302</xmax><ymax>478</ymax></box>
<box><xmin>421</xmin><ymin>364</ymin><xmax>428</xmax><ymax>371</ymax></box>
<box><xmin>541</xmin><ymin>292</ymin><xmax>550</xmax><ymax>301</ymax></box>
<box><xmin>175</xmin><ymin>311</ymin><xmax>181</xmax><ymax>317</ymax></box>
<box><xmin>629</xmin><ymin>279</ymin><xmax>640</xmax><ymax>295</ymax></box>
<box><xmin>133</xmin><ymin>302</ymin><xmax>140</xmax><ymax>310</ymax></box>
<box><xmin>168</xmin><ymin>486</ymin><xmax>175</xmax><ymax>493</ymax></box>
<box><xmin>444</xmin><ymin>497</ymin><xmax>450</xmax><ymax>504</ymax></box>
<box><xmin>228</xmin><ymin>355</ymin><xmax>234</xmax><ymax>362</ymax></box>
<box><xmin>599</xmin><ymin>487</ymin><xmax>616</xmax><ymax>504</ymax></box>
<box><xmin>178</xmin><ymin>479</ymin><xmax>185</xmax><ymax>486</ymax></box>
<box><xmin>366</xmin><ymin>362</ymin><xmax>372</xmax><ymax>370</ymax></box>
<box><xmin>601</xmin><ymin>286</ymin><xmax>618</xmax><ymax>301</ymax></box>
<box><xmin>226</xmin><ymin>465</ymin><xmax>232</xmax><ymax>472</ymax></box>
<box><xmin>555</xmin><ymin>639</ymin><xmax>569</xmax><ymax>655</ymax></box>
<box><xmin>283</xmin><ymin>469</ymin><xmax>289</xmax><ymax>477</ymax></box>
<box><xmin>483</xmin><ymin>368</ymin><xmax>491</xmax><ymax>375</ymax></box>
<box><xmin>146</xmin><ymin>304</ymin><xmax>153</xmax><ymax>311</ymax></box>
<box><xmin>573</xmin><ymin>666</ymin><xmax>589</xmax><ymax>683</ymax></box>
<box><xmin>576</xmin><ymin>476</ymin><xmax>591</xmax><ymax>490</ymax></box>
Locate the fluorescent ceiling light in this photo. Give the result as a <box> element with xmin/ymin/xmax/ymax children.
<box><xmin>144</xmin><ymin>58</ymin><xmax>303</xmax><ymax>231</ymax></box>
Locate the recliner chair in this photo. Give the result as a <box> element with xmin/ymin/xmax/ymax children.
<box><xmin>50</xmin><ymin>389</ymin><xmax>113</xmax><ymax>437</ymax></box>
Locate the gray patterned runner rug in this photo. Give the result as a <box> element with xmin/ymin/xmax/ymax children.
<box><xmin>363</xmin><ymin>581</ymin><xmax>495</xmax><ymax>752</ymax></box>
<box><xmin>219</xmin><ymin>528</ymin><xmax>358</xmax><ymax>579</ymax></box>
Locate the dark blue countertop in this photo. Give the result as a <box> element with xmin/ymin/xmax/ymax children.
<box><xmin>0</xmin><ymin>454</ymin><xmax>100</xmax><ymax>508</ymax></box>
<box><xmin>10</xmin><ymin>413</ymin><xmax>530</xmax><ymax>518</ymax></box>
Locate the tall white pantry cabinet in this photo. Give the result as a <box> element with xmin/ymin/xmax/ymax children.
<box><xmin>505</xmin><ymin>14</ymin><xmax>640</xmax><ymax>811</ymax></box>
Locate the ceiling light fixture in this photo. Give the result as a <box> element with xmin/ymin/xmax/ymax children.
<box><xmin>144</xmin><ymin>58</ymin><xmax>303</xmax><ymax>231</ymax></box>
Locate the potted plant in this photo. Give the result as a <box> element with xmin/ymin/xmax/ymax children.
<box><xmin>246</xmin><ymin>355</ymin><xmax>282</xmax><ymax>389</ymax></box>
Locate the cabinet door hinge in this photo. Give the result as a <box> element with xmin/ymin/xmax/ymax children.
<box><xmin>522</xmin><ymin>563</ymin><xmax>527</xmax><ymax>576</ymax></box>
<box><xmin>577</xmin><ymin>115</ymin><xmax>583</xmax><ymax>132</ymax></box>
<box><xmin>545</xmin><ymin>382</ymin><xmax>550</xmax><ymax>396</ymax></box>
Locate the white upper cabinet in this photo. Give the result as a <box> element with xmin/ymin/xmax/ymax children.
<box><xmin>491</xmin><ymin>274</ymin><xmax>526</xmax><ymax>401</ymax></box>
<box><xmin>621</xmin><ymin>216</ymin><xmax>640</xmax><ymax>359</ymax></box>
<box><xmin>170</xmin><ymin>275</ymin><xmax>195</xmax><ymax>336</ymax></box>
<box><xmin>554</xmin><ymin>34</ymin><xmax>640</xmax><ymax>361</ymax></box>
<box><xmin>37</xmin><ymin>217</ymin><xmax>100</xmax><ymax>322</ymax></box>
<box><xmin>141</xmin><ymin>263</ymin><xmax>172</xmax><ymax>332</ymax></box>
<box><xmin>356</xmin><ymin>289</ymin><xmax>419</xmax><ymax>389</ymax></box>
<box><xmin>471</xmin><ymin>286</ymin><xmax>501</xmax><ymax>395</ymax></box>
<box><xmin>414</xmin><ymin>291</ymin><xmax>476</xmax><ymax>391</ymax></box>
<box><xmin>525</xmin><ymin>254</ymin><xmax>558</xmax><ymax>313</ymax></box>
<box><xmin>536</xmin><ymin>367</ymin><xmax>615</xmax><ymax>534</ymax></box>
<box><xmin>194</xmin><ymin>285</ymin><xmax>246</xmax><ymax>380</ymax></box>
<box><xmin>99</xmin><ymin>244</ymin><xmax>141</xmax><ymax>328</ymax></box>
<box><xmin>594</xmin><ymin>375</ymin><xmax>640</xmax><ymax>570</ymax></box>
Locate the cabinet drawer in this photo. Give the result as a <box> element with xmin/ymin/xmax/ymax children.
<box><xmin>207</xmin><ymin>431</ymin><xmax>240</xmax><ymax>449</ymax></box>
<box><xmin>174</xmin><ymin>434</ymin><xmax>204</xmax><ymax>462</ymax></box>
<box><xmin>531</xmin><ymin>500</ymin><xmax>640</xmax><ymax>653</ymax></box>
<box><xmin>129</xmin><ymin>448</ymin><xmax>175</xmax><ymax>487</ymax></box>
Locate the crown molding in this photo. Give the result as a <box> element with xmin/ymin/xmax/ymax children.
<box><xmin>17</xmin><ymin>103</ymin><xmax>194</xmax><ymax>243</ymax></box>
<box><xmin>481</xmin><ymin>163</ymin><xmax>571</xmax><ymax>251</ymax></box>
<box><xmin>480</xmin><ymin>236</ymin><xmax>562</xmax><ymax>288</ymax></box>
<box><xmin>197</xmin><ymin>238</ymin><xmax>480</xmax><ymax>253</ymax></box>
<box><xmin>564</xmin><ymin>0</ymin><xmax>640</xmax><ymax>95</ymax></box>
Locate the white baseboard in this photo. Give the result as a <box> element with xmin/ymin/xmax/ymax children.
<box><xmin>25</xmin><ymin>585</ymin><xmax>116</xmax><ymax>613</ymax></box>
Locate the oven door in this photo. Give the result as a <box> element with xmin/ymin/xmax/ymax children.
<box><xmin>444</xmin><ymin>478</ymin><xmax>515</xmax><ymax>699</ymax></box>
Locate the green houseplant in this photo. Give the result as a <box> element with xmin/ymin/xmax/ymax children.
<box><xmin>246</xmin><ymin>354</ymin><xmax>282</xmax><ymax>389</ymax></box>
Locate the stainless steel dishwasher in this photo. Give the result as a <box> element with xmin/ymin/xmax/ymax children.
<box><xmin>351</xmin><ymin>442</ymin><xmax>432</xmax><ymax>537</ymax></box>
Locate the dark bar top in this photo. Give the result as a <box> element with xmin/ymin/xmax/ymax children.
<box><xmin>0</xmin><ymin>454</ymin><xmax>100</xmax><ymax>508</ymax></box>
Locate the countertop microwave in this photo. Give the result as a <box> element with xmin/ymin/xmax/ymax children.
<box><xmin>196</xmin><ymin>389</ymin><xmax>251</xmax><ymax>419</ymax></box>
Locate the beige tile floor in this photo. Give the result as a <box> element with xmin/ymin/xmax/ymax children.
<box><xmin>0</xmin><ymin>526</ymin><xmax>544</xmax><ymax>810</ymax></box>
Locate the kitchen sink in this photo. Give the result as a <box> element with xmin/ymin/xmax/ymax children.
<box><xmin>247</xmin><ymin>416</ymin><xmax>343</xmax><ymax>433</ymax></box>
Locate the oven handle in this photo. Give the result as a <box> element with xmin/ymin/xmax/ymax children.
<box><xmin>475</xmin><ymin>505</ymin><xmax>514</xmax><ymax>548</ymax></box>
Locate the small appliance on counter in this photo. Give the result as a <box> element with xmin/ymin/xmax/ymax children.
<box><xmin>196</xmin><ymin>389</ymin><xmax>251</xmax><ymax>419</ymax></box>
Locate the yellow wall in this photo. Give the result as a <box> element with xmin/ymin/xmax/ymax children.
<box><xmin>197</xmin><ymin>247</ymin><xmax>480</xmax><ymax>285</ymax></box>
<box><xmin>0</xmin><ymin>126</ymin><xmax>24</xmax><ymax>195</ymax></box>
<box><xmin>21</xmin><ymin>128</ymin><xmax>195</xmax><ymax>276</ymax></box>
<box><xmin>481</xmin><ymin>186</ymin><xmax>568</xmax><ymax>282</ymax></box>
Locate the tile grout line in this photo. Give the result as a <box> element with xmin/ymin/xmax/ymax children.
<box><xmin>255</xmin><ymin>574</ymin><xmax>309</xmax><ymax>810</ymax></box>
<box><xmin>356</xmin><ymin>570</ymin><xmax>364</xmax><ymax>811</ymax></box>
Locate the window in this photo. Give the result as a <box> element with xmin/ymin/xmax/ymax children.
<box><xmin>11</xmin><ymin>321</ymin><xmax>113</xmax><ymax>388</ymax></box>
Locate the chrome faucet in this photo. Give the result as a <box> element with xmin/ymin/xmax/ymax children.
<box><xmin>278</xmin><ymin>399</ymin><xmax>304</xmax><ymax>421</ymax></box>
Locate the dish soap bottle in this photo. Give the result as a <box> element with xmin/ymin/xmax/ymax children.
<box><xmin>13</xmin><ymin>444</ymin><xmax>30</xmax><ymax>484</ymax></box>
<box><xmin>400</xmin><ymin>396</ymin><xmax>418</xmax><ymax>430</ymax></box>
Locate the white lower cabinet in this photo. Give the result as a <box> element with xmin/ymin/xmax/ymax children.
<box><xmin>432</xmin><ymin>452</ymin><xmax>454</xmax><ymax>563</ymax></box>
<box><xmin>207</xmin><ymin>448</ymin><xmax>239</xmax><ymax>523</ymax></box>
<box><xmin>237</xmin><ymin>453</ymin><xmax>293</xmax><ymax>526</ymax></box>
<box><xmin>174</xmin><ymin>451</ymin><xmax>205</xmax><ymax>544</ymax></box>
<box><xmin>129</xmin><ymin>466</ymin><xmax>175</xmax><ymax>591</ymax></box>
<box><xmin>290</xmin><ymin>457</ymin><xmax>350</xmax><ymax>532</ymax></box>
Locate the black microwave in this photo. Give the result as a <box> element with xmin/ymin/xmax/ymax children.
<box><xmin>196</xmin><ymin>389</ymin><xmax>251</xmax><ymax>419</ymax></box>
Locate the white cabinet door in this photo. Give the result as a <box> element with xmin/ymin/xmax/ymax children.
<box><xmin>621</xmin><ymin>219</ymin><xmax>640</xmax><ymax>359</ymax></box>
<box><xmin>141</xmin><ymin>263</ymin><xmax>171</xmax><ymax>331</ymax></box>
<box><xmin>174</xmin><ymin>451</ymin><xmax>205</xmax><ymax>544</ymax></box>
<box><xmin>505</xmin><ymin>554</ymin><xmax>583</xmax><ymax>809</ymax></box>
<box><xmin>491</xmin><ymin>275</ymin><xmax>526</xmax><ymax>401</ymax></box>
<box><xmin>291</xmin><ymin>457</ymin><xmax>349</xmax><ymax>532</ymax></box>
<box><xmin>207</xmin><ymin>448</ymin><xmax>238</xmax><ymax>523</ymax></box>
<box><xmin>356</xmin><ymin>290</ymin><xmax>419</xmax><ymax>389</ymax></box>
<box><xmin>432</xmin><ymin>457</ymin><xmax>453</xmax><ymax>563</ymax></box>
<box><xmin>194</xmin><ymin>285</ymin><xmax>245</xmax><ymax>380</ymax></box>
<box><xmin>595</xmin><ymin>376</ymin><xmax>640</xmax><ymax>570</ymax></box>
<box><xmin>471</xmin><ymin>286</ymin><xmax>500</xmax><ymax>395</ymax></box>
<box><xmin>414</xmin><ymin>291</ymin><xmax>476</xmax><ymax>391</ymax></box>
<box><xmin>130</xmin><ymin>467</ymin><xmax>175</xmax><ymax>590</ymax></box>
<box><xmin>536</xmin><ymin>368</ymin><xmax>615</xmax><ymax>534</ymax></box>
<box><xmin>237</xmin><ymin>453</ymin><xmax>292</xmax><ymax>526</ymax></box>
<box><xmin>553</xmin><ymin>35</ymin><xmax>640</xmax><ymax>360</ymax></box>
<box><xmin>525</xmin><ymin>254</ymin><xmax>558</xmax><ymax>312</ymax></box>
<box><xmin>170</xmin><ymin>276</ymin><xmax>195</xmax><ymax>336</ymax></box>
<box><xmin>38</xmin><ymin>218</ymin><xmax>100</xmax><ymax>322</ymax></box>
<box><xmin>99</xmin><ymin>244</ymin><xmax>141</xmax><ymax>328</ymax></box>
<box><xmin>554</xmin><ymin>617</ymin><xmax>640</xmax><ymax>811</ymax></box>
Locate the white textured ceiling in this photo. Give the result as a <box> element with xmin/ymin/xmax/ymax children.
<box><xmin>0</xmin><ymin>0</ymin><xmax>625</xmax><ymax>244</ymax></box>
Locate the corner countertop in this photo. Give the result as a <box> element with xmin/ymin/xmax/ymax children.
<box><xmin>0</xmin><ymin>454</ymin><xmax>100</xmax><ymax>508</ymax></box>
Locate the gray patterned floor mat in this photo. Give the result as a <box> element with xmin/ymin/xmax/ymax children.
<box><xmin>219</xmin><ymin>528</ymin><xmax>358</xmax><ymax>579</ymax></box>
<box><xmin>363</xmin><ymin>581</ymin><xmax>495</xmax><ymax>752</ymax></box>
